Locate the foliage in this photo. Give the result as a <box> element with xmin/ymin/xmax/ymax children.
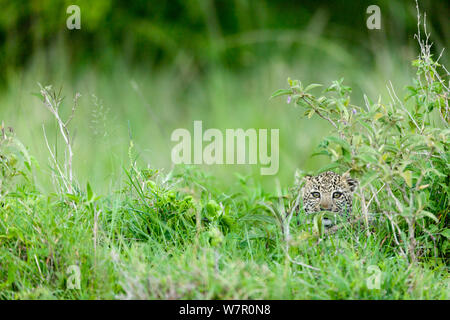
<box><xmin>0</xmin><ymin>1</ymin><xmax>448</xmax><ymax>301</ymax></box>
<box><xmin>0</xmin><ymin>124</ymin><xmax>34</xmax><ymax>197</ymax></box>
<box><xmin>272</xmin><ymin>14</ymin><xmax>449</xmax><ymax>264</ymax></box>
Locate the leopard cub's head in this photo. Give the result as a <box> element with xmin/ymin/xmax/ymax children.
<box><xmin>301</xmin><ymin>171</ymin><xmax>358</xmax><ymax>215</ymax></box>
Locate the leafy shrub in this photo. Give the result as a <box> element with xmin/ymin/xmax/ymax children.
<box><xmin>272</xmin><ymin>14</ymin><xmax>449</xmax><ymax>263</ymax></box>
<box><xmin>0</xmin><ymin>125</ymin><xmax>34</xmax><ymax>198</ymax></box>
<box><xmin>110</xmin><ymin>164</ymin><xmax>197</xmax><ymax>244</ymax></box>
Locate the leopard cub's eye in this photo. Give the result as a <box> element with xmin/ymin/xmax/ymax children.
<box><xmin>333</xmin><ymin>192</ymin><xmax>343</xmax><ymax>199</ymax></box>
<box><xmin>311</xmin><ymin>192</ymin><xmax>321</xmax><ymax>198</ymax></box>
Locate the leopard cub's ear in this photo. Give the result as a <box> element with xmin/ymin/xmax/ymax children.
<box><xmin>345</xmin><ymin>177</ymin><xmax>358</xmax><ymax>192</ymax></box>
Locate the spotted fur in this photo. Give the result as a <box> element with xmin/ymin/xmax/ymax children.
<box><xmin>302</xmin><ymin>171</ymin><xmax>358</xmax><ymax>225</ymax></box>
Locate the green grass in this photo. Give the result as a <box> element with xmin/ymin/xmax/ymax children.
<box><xmin>0</xmin><ymin>35</ymin><xmax>421</xmax><ymax>194</ymax></box>
<box><xmin>0</xmin><ymin>165</ymin><xmax>448</xmax><ymax>299</ymax></box>
<box><xmin>0</xmin><ymin>31</ymin><xmax>448</xmax><ymax>299</ymax></box>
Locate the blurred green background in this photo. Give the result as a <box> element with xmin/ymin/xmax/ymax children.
<box><xmin>0</xmin><ymin>0</ymin><xmax>448</xmax><ymax>193</ymax></box>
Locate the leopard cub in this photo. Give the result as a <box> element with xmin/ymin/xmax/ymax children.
<box><xmin>301</xmin><ymin>171</ymin><xmax>358</xmax><ymax>226</ymax></box>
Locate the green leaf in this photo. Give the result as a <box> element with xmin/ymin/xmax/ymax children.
<box><xmin>311</xmin><ymin>150</ymin><xmax>331</xmax><ymax>158</ymax></box>
<box><xmin>325</xmin><ymin>136</ymin><xmax>351</xmax><ymax>154</ymax></box>
<box><xmin>357</xmin><ymin>119</ymin><xmax>375</xmax><ymax>138</ymax></box>
<box><xmin>440</xmin><ymin>229</ymin><xmax>450</xmax><ymax>239</ymax></box>
<box><xmin>65</xmin><ymin>193</ymin><xmax>80</xmax><ymax>203</ymax></box>
<box><xmin>270</xmin><ymin>89</ymin><xmax>293</xmax><ymax>99</ymax></box>
<box><xmin>359</xmin><ymin>171</ymin><xmax>379</xmax><ymax>188</ymax></box>
<box><xmin>357</xmin><ymin>153</ymin><xmax>378</xmax><ymax>164</ymax></box>
<box><xmin>374</xmin><ymin>113</ymin><xmax>384</xmax><ymax>121</ymax></box>
<box><xmin>399</xmin><ymin>171</ymin><xmax>412</xmax><ymax>188</ymax></box>
<box><xmin>313</xmin><ymin>212</ymin><xmax>325</xmax><ymax>237</ymax></box>
<box><xmin>304</xmin><ymin>83</ymin><xmax>323</xmax><ymax>92</ymax></box>
<box><xmin>418</xmin><ymin>210</ymin><xmax>439</xmax><ymax>223</ymax></box>
<box><xmin>87</xmin><ymin>182</ymin><xmax>94</xmax><ymax>202</ymax></box>
<box><xmin>204</xmin><ymin>200</ymin><xmax>223</xmax><ymax>221</ymax></box>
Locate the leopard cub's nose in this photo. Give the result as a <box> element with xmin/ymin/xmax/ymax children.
<box><xmin>320</xmin><ymin>200</ymin><xmax>332</xmax><ymax>211</ymax></box>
